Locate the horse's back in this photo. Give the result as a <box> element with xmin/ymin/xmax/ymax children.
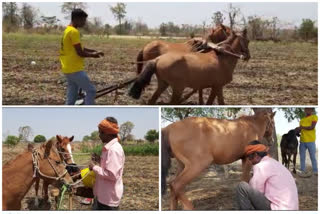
<box><xmin>143</xmin><ymin>40</ymin><xmax>190</xmax><ymax>61</ymax></box>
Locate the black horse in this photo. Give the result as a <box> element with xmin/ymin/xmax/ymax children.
<box><xmin>280</xmin><ymin>129</ymin><xmax>300</xmax><ymax>173</ymax></box>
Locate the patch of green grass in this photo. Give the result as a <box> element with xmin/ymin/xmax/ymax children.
<box><xmin>80</xmin><ymin>142</ymin><xmax>158</xmax><ymax>156</ymax></box>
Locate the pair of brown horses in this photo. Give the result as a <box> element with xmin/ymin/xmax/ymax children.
<box><xmin>3</xmin><ymin>136</ymin><xmax>76</xmax><ymax>210</ymax></box>
<box><xmin>161</xmin><ymin>111</ymin><xmax>276</xmax><ymax>210</ymax></box>
<box><xmin>34</xmin><ymin>135</ymin><xmax>78</xmax><ymax>206</ymax></box>
<box><xmin>130</xmin><ymin>24</ymin><xmax>250</xmax><ymax>105</ymax></box>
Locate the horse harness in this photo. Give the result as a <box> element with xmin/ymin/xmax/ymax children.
<box><xmin>31</xmin><ymin>148</ymin><xmax>68</xmax><ymax>182</ymax></box>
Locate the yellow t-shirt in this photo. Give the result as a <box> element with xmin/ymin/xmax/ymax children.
<box><xmin>59</xmin><ymin>25</ymin><xmax>84</xmax><ymax>74</ymax></box>
<box><xmin>300</xmin><ymin>114</ymin><xmax>318</xmax><ymax>142</ymax></box>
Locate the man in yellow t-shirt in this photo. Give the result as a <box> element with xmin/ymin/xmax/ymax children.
<box><xmin>295</xmin><ymin>108</ymin><xmax>318</xmax><ymax>176</ymax></box>
<box><xmin>60</xmin><ymin>9</ymin><xmax>104</xmax><ymax>105</ymax></box>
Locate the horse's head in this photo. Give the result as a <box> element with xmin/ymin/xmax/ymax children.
<box><xmin>56</xmin><ymin>135</ymin><xmax>75</xmax><ymax>165</ymax></box>
<box><xmin>232</xmin><ymin>29</ymin><xmax>251</xmax><ymax>61</ymax></box>
<box><xmin>207</xmin><ymin>24</ymin><xmax>231</xmax><ymax>43</ymax></box>
<box><xmin>39</xmin><ymin>140</ymin><xmax>73</xmax><ymax>185</ymax></box>
<box><xmin>56</xmin><ymin>135</ymin><xmax>81</xmax><ymax>176</ymax></box>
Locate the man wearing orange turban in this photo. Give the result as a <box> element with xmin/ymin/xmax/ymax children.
<box><xmin>235</xmin><ymin>140</ymin><xmax>298</xmax><ymax>210</ymax></box>
<box><xmin>88</xmin><ymin>116</ymin><xmax>125</xmax><ymax>210</ymax></box>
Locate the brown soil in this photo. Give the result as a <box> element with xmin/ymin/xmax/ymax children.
<box><xmin>2</xmin><ymin>34</ymin><xmax>317</xmax><ymax>105</ymax></box>
<box><xmin>161</xmin><ymin>152</ymin><xmax>317</xmax><ymax>210</ymax></box>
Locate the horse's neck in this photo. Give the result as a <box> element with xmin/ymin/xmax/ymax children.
<box><xmin>3</xmin><ymin>151</ymin><xmax>36</xmax><ymax>202</ymax></box>
<box><xmin>248</xmin><ymin>116</ymin><xmax>267</xmax><ymax>140</ymax></box>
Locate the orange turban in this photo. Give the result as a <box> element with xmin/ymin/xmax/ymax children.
<box><xmin>98</xmin><ymin>119</ymin><xmax>119</xmax><ymax>134</ymax></box>
<box><xmin>244</xmin><ymin>144</ymin><xmax>268</xmax><ymax>156</ymax></box>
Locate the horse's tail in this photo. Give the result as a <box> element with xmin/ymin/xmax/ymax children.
<box><xmin>161</xmin><ymin>127</ymin><xmax>172</xmax><ymax>195</ymax></box>
<box><xmin>136</xmin><ymin>49</ymin><xmax>144</xmax><ymax>75</ymax></box>
<box><xmin>129</xmin><ymin>60</ymin><xmax>157</xmax><ymax>99</ymax></box>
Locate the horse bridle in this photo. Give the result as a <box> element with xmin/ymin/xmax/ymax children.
<box><xmin>219</xmin><ymin>33</ymin><xmax>249</xmax><ymax>60</ymax></box>
<box><xmin>56</xmin><ymin>145</ymin><xmax>73</xmax><ymax>164</ymax></box>
<box><xmin>32</xmin><ymin>147</ymin><xmax>68</xmax><ymax>182</ymax></box>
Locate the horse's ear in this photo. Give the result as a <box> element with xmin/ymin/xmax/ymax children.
<box><xmin>56</xmin><ymin>135</ymin><xmax>62</xmax><ymax>142</ymax></box>
<box><xmin>44</xmin><ymin>140</ymin><xmax>53</xmax><ymax>158</ymax></box>
<box><xmin>271</xmin><ymin>111</ymin><xmax>276</xmax><ymax>118</ymax></box>
<box><xmin>69</xmin><ymin>136</ymin><xmax>74</xmax><ymax>142</ymax></box>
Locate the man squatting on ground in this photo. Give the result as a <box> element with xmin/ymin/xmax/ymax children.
<box><xmin>89</xmin><ymin>117</ymin><xmax>125</xmax><ymax>210</ymax></box>
<box><xmin>235</xmin><ymin>140</ymin><xmax>299</xmax><ymax>210</ymax></box>
<box><xmin>60</xmin><ymin>9</ymin><xmax>104</xmax><ymax>105</ymax></box>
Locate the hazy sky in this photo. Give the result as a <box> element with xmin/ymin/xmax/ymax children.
<box><xmin>21</xmin><ymin>2</ymin><xmax>318</xmax><ymax>28</ymax></box>
<box><xmin>2</xmin><ymin>107</ymin><xmax>159</xmax><ymax>141</ymax></box>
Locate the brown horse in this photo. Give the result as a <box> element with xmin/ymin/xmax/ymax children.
<box><xmin>34</xmin><ymin>135</ymin><xmax>79</xmax><ymax>206</ymax></box>
<box><xmin>161</xmin><ymin>111</ymin><xmax>276</xmax><ymax>210</ymax></box>
<box><xmin>129</xmin><ymin>29</ymin><xmax>250</xmax><ymax>105</ymax></box>
<box><xmin>3</xmin><ymin>140</ymin><xmax>73</xmax><ymax>210</ymax></box>
<box><xmin>136</xmin><ymin>24</ymin><xmax>231</xmax><ymax>104</ymax></box>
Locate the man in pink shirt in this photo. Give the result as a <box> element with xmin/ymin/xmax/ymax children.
<box><xmin>89</xmin><ymin>116</ymin><xmax>125</xmax><ymax>210</ymax></box>
<box><xmin>235</xmin><ymin>140</ymin><xmax>299</xmax><ymax>210</ymax></box>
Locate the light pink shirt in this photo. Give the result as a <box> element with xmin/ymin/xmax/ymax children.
<box><xmin>93</xmin><ymin>138</ymin><xmax>125</xmax><ymax>207</ymax></box>
<box><xmin>249</xmin><ymin>156</ymin><xmax>299</xmax><ymax>210</ymax></box>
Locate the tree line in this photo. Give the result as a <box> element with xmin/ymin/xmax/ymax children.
<box><xmin>2</xmin><ymin>2</ymin><xmax>317</xmax><ymax>41</ymax></box>
<box><xmin>3</xmin><ymin>120</ymin><xmax>159</xmax><ymax>147</ymax></box>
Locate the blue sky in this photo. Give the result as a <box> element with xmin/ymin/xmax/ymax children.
<box><xmin>2</xmin><ymin>107</ymin><xmax>159</xmax><ymax>141</ymax></box>
<box><xmin>22</xmin><ymin>2</ymin><xmax>317</xmax><ymax>28</ymax></box>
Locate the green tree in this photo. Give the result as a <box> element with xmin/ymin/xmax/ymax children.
<box><xmin>82</xmin><ymin>135</ymin><xmax>91</xmax><ymax>142</ymax></box>
<box><xmin>299</xmin><ymin>19</ymin><xmax>317</xmax><ymax>40</ymax></box>
<box><xmin>110</xmin><ymin>3</ymin><xmax>126</xmax><ymax>35</ymax></box>
<box><xmin>4</xmin><ymin>135</ymin><xmax>20</xmax><ymax>147</ymax></box>
<box><xmin>161</xmin><ymin>108</ymin><xmax>241</xmax><ymax>122</ymax></box>
<box><xmin>2</xmin><ymin>2</ymin><xmax>20</xmax><ymax>32</ymax></box>
<box><xmin>159</xmin><ymin>23</ymin><xmax>167</xmax><ymax>36</ymax></box>
<box><xmin>145</xmin><ymin>129</ymin><xmax>159</xmax><ymax>143</ymax></box>
<box><xmin>21</xmin><ymin>3</ymin><xmax>38</xmax><ymax>29</ymax></box>
<box><xmin>90</xmin><ymin>131</ymin><xmax>100</xmax><ymax>141</ymax></box>
<box><xmin>119</xmin><ymin>121</ymin><xmax>134</xmax><ymax>141</ymax></box>
<box><xmin>61</xmin><ymin>2</ymin><xmax>87</xmax><ymax>20</ymax></box>
<box><xmin>34</xmin><ymin>135</ymin><xmax>46</xmax><ymax>143</ymax></box>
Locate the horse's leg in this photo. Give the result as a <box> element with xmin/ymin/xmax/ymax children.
<box><xmin>170</xmin><ymin>158</ymin><xmax>212</xmax><ymax>210</ymax></box>
<box><xmin>148</xmin><ymin>79</ymin><xmax>168</xmax><ymax>105</ymax></box>
<box><xmin>288</xmin><ymin>154</ymin><xmax>291</xmax><ymax>170</ymax></box>
<box><xmin>167</xmin><ymin>160</ymin><xmax>184</xmax><ymax>185</ymax></box>
<box><xmin>293</xmin><ymin>153</ymin><xmax>297</xmax><ymax>174</ymax></box>
<box><xmin>170</xmin><ymin>87</ymin><xmax>184</xmax><ymax>105</ymax></box>
<box><xmin>206</xmin><ymin>87</ymin><xmax>217</xmax><ymax>105</ymax></box>
<box><xmin>216</xmin><ymin>87</ymin><xmax>225</xmax><ymax>105</ymax></box>
<box><xmin>198</xmin><ymin>89</ymin><xmax>204</xmax><ymax>105</ymax></box>
<box><xmin>241</xmin><ymin>158</ymin><xmax>252</xmax><ymax>182</ymax></box>
<box><xmin>34</xmin><ymin>177</ymin><xmax>40</xmax><ymax>207</ymax></box>
<box><xmin>281</xmin><ymin>151</ymin><xmax>285</xmax><ymax>166</ymax></box>
<box><xmin>43</xmin><ymin>180</ymin><xmax>49</xmax><ymax>203</ymax></box>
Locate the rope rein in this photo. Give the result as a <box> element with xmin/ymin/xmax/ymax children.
<box><xmin>32</xmin><ymin>148</ymin><xmax>68</xmax><ymax>181</ymax></box>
